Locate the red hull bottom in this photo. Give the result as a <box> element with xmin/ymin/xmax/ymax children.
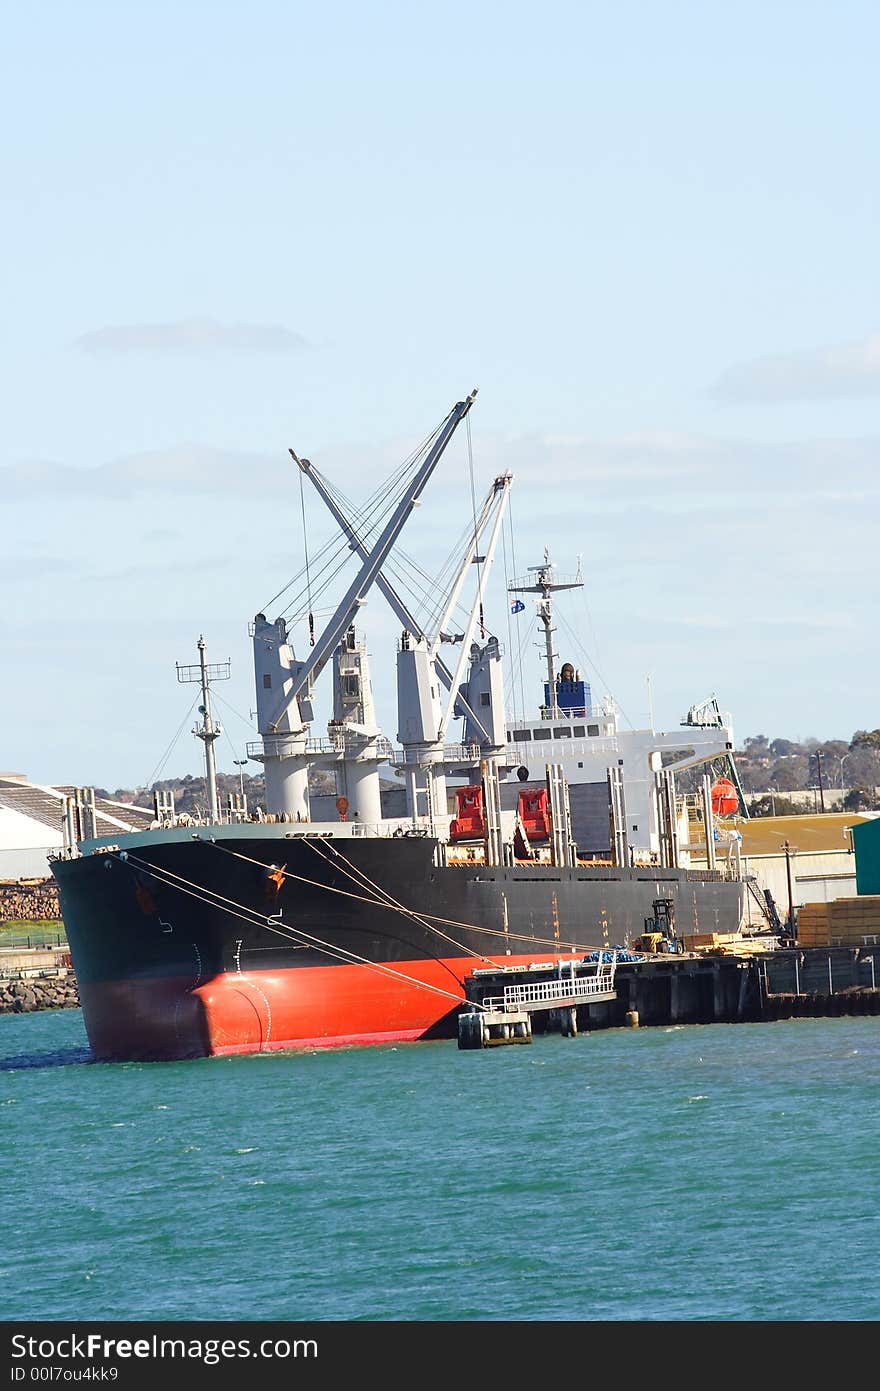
<box><xmin>77</xmin><ymin>951</ymin><xmax>566</xmax><ymax>1060</ymax></box>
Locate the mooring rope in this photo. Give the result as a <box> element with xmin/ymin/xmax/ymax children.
<box><xmin>113</xmin><ymin>849</ymin><xmax>473</xmax><ymax>1009</ymax></box>
<box><xmin>302</xmin><ymin>835</ymin><xmax>496</xmax><ymax>966</ymax></box>
<box><xmin>206</xmin><ymin>836</ymin><xmax>596</xmax><ymax>955</ymax></box>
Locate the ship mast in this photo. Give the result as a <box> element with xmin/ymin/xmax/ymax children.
<box><xmin>176</xmin><ymin>636</ymin><xmax>230</xmax><ymax>823</ymax></box>
<box><xmin>508</xmin><ymin>550</ymin><xmax>583</xmax><ymax>718</ymax></box>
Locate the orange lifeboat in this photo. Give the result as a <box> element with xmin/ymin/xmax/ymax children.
<box><xmin>450</xmin><ymin>785</ymin><xmax>486</xmax><ymax>841</ymax></box>
<box><xmin>710</xmin><ymin>777</ymin><xmax>738</xmax><ymax>817</ymax></box>
<box><xmin>518</xmin><ymin>787</ymin><xmax>552</xmax><ymax>840</ymax></box>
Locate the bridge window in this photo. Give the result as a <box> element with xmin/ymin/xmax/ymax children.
<box><xmin>513</xmin><ymin>729</ymin><xmax>532</xmax><ymax>742</ymax></box>
<box><xmin>533</xmin><ymin>729</ymin><xmax>552</xmax><ymax>741</ymax></box>
<box><xmin>587</xmin><ymin>724</ymin><xmax>599</xmax><ymax>736</ymax></box>
<box><xmin>553</xmin><ymin>727</ymin><xmax>572</xmax><ymax>738</ymax></box>
<box><xmin>573</xmin><ymin>726</ymin><xmax>585</xmax><ymax>737</ymax></box>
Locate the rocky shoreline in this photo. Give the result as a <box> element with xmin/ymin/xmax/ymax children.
<box><xmin>0</xmin><ymin>969</ymin><xmax>80</xmax><ymax>1014</ymax></box>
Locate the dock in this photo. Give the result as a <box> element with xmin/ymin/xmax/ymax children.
<box><xmin>458</xmin><ymin>944</ymin><xmax>880</xmax><ymax>1048</ymax></box>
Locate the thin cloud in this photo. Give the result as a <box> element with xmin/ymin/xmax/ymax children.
<box><xmin>712</xmin><ymin>334</ymin><xmax>880</xmax><ymax>403</ymax></box>
<box><xmin>4</xmin><ymin>431</ymin><xmax>880</xmax><ymax>507</ymax></box>
<box><xmin>0</xmin><ymin>446</ymin><xmax>289</xmax><ymax>500</ymax></box>
<box><xmin>665</xmin><ymin>613</ymin><xmax>856</xmax><ymax>635</ymax></box>
<box><xmin>73</xmin><ymin>317</ymin><xmax>308</xmax><ymax>356</ymax></box>
<box><xmin>0</xmin><ymin>554</ymin><xmax>78</xmax><ymax>580</ymax></box>
<box><xmin>3</xmin><ymin>431</ymin><xmax>706</xmax><ymax>509</ymax></box>
<box><xmin>417</xmin><ymin>429</ymin><xmax>716</xmax><ymax>491</ymax></box>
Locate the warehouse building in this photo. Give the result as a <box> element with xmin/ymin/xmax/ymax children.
<box><xmin>0</xmin><ymin>773</ymin><xmax>153</xmax><ymax>880</ymax></box>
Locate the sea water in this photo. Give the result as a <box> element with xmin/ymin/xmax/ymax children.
<box><xmin>1</xmin><ymin>1007</ymin><xmax>878</xmax><ymax>1323</ymax></box>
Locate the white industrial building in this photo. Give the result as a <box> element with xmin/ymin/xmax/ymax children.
<box><xmin>0</xmin><ymin>774</ymin><xmax>154</xmax><ymax>880</ymax></box>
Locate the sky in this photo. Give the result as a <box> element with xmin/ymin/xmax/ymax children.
<box><xmin>3</xmin><ymin>0</ymin><xmax>879</xmax><ymax>793</ymax></box>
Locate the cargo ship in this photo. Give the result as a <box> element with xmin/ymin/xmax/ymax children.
<box><xmin>50</xmin><ymin>391</ymin><xmax>746</xmax><ymax>1060</ymax></box>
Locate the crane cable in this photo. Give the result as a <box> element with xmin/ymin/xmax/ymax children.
<box><xmin>264</xmin><ymin>418</ymin><xmax>442</xmax><ymax>621</ymax></box>
<box><xmin>298</xmin><ymin>463</ymin><xmax>315</xmax><ymax>646</ymax></box>
<box><xmin>112</xmin><ymin>848</ymin><xmax>474</xmax><ymax>1009</ymax></box>
<box><xmin>466</xmin><ymin>412</ymin><xmax>485</xmax><ymax>640</ymax></box>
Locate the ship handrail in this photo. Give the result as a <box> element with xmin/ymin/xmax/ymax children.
<box><xmin>246</xmin><ymin>734</ymin><xmax>395</xmax><ymax>760</ymax></box>
<box><xmin>70</xmin><ymin>813</ymin><xmax>441</xmax><ymax>845</ymax></box>
<box><xmin>483</xmin><ymin>958</ymin><xmax>618</xmax><ymax>1012</ymax></box>
<box><xmin>507</xmin><ymin>708</ymin><xmax>610</xmax><ymax>726</ymax></box>
<box><xmin>389</xmin><ymin>743</ymin><xmax>485</xmax><ymax>767</ymax></box>
<box><xmin>507</xmin><ymin>571</ymin><xmax>582</xmax><ymax>590</ymax></box>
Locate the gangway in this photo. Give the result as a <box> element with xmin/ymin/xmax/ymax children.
<box><xmin>458</xmin><ymin>953</ymin><xmax>619</xmax><ymax>1047</ymax></box>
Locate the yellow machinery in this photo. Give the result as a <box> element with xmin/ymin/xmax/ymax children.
<box><xmin>635</xmin><ymin>899</ymin><xmax>680</xmax><ymax>955</ymax></box>
<box><xmin>635</xmin><ymin>930</ymin><xmax>665</xmax><ymax>954</ymax></box>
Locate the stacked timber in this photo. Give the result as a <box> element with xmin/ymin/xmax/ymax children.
<box><xmin>798</xmin><ymin>897</ymin><xmax>880</xmax><ymax>947</ymax></box>
<box><xmin>682</xmin><ymin>932</ymin><xmax>721</xmax><ymax>952</ymax></box>
<box><xmin>797</xmin><ymin>902</ymin><xmax>830</xmax><ymax>945</ymax></box>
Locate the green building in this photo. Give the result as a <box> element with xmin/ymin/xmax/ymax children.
<box><xmin>851</xmin><ymin>817</ymin><xmax>880</xmax><ymax>895</ymax></box>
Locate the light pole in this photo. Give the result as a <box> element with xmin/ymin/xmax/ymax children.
<box><xmin>767</xmin><ymin>786</ymin><xmax>777</xmax><ymax>817</ymax></box>
<box><xmin>839</xmin><ymin>752</ymin><xmax>852</xmax><ymax>794</ymax></box>
<box><xmin>813</xmin><ymin>751</ymin><xmax>826</xmax><ymax>812</ymax></box>
<box><xmin>783</xmin><ymin>840</ymin><xmax>797</xmax><ymax>939</ymax></box>
<box><xmin>233</xmin><ymin>759</ymin><xmax>248</xmax><ymax>798</ymax></box>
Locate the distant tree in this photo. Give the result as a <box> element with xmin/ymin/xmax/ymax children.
<box><xmin>843</xmin><ymin>787</ymin><xmax>872</xmax><ymax>812</ymax></box>
<box><xmin>851</xmin><ymin>729</ymin><xmax>880</xmax><ymax>751</ymax></box>
<box><xmin>737</xmin><ymin>765</ymin><xmax>772</xmax><ymax>794</ymax></box>
<box><xmin>819</xmin><ymin>739</ymin><xmax>849</xmax><ymax>757</ymax></box>
<box><xmin>770</xmin><ymin>756</ymin><xmax>810</xmax><ymax>791</ymax></box>
<box><xmin>743</xmin><ymin>735</ymin><xmax>770</xmax><ymax>756</ymax></box>
<box><xmin>748</xmin><ymin>794</ymin><xmax>801</xmax><ymax>817</ymax></box>
<box><xmin>769</xmin><ymin>738</ymin><xmax>801</xmax><ymax>757</ymax></box>
<box><xmin>843</xmin><ymin>747</ymin><xmax>880</xmax><ymax>788</ymax></box>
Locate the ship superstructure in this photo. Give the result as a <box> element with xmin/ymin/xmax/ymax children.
<box><xmin>497</xmin><ymin>552</ymin><xmax>738</xmax><ymax>869</ymax></box>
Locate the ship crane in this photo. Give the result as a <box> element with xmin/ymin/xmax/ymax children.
<box><xmin>293</xmin><ymin>451</ymin><xmax>507</xmax><ymax>747</ymax></box>
<box><xmin>297</xmin><ymin>442</ymin><xmax>513</xmax><ymax>823</ymax></box>
<box><xmin>394</xmin><ymin>469</ymin><xmax>512</xmax><ymax>823</ymax></box>
<box><xmin>249</xmin><ymin>391</ymin><xmax>478</xmax><ymax>821</ymax></box>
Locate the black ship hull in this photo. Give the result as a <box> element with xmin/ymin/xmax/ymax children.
<box><xmin>51</xmin><ymin>825</ymin><xmax>744</xmax><ymax>1060</ymax></box>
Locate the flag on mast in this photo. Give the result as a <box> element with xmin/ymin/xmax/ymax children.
<box><xmin>510</xmin><ymin>599</ymin><xmax>526</xmax><ymax>614</ymax></box>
